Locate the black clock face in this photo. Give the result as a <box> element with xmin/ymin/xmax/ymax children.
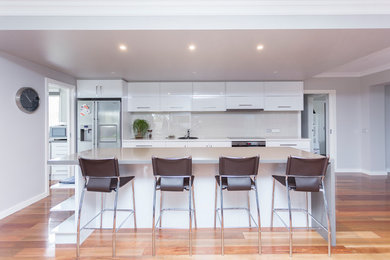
<box><xmin>16</xmin><ymin>87</ymin><xmax>40</xmax><ymax>113</ymax></box>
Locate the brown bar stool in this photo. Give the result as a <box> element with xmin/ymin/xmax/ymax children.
<box><xmin>77</xmin><ymin>157</ymin><xmax>136</xmax><ymax>258</ymax></box>
<box><xmin>214</xmin><ymin>156</ymin><xmax>261</xmax><ymax>255</ymax></box>
<box><xmin>151</xmin><ymin>156</ymin><xmax>196</xmax><ymax>256</ymax></box>
<box><xmin>271</xmin><ymin>156</ymin><xmax>331</xmax><ymax>257</ymax></box>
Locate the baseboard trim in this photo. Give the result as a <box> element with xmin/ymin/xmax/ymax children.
<box><xmin>0</xmin><ymin>191</ymin><xmax>49</xmax><ymax>220</ymax></box>
<box><xmin>336</xmin><ymin>168</ymin><xmax>388</xmax><ymax>176</ymax></box>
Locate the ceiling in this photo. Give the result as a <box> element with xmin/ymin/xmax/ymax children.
<box><xmin>0</xmin><ymin>30</ymin><xmax>390</xmax><ymax>81</ymax></box>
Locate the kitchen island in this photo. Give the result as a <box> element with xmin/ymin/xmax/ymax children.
<box><xmin>48</xmin><ymin>147</ymin><xmax>335</xmax><ymax>245</ymax></box>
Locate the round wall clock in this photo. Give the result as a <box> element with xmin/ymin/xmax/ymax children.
<box><xmin>15</xmin><ymin>87</ymin><xmax>40</xmax><ymax>113</ymax></box>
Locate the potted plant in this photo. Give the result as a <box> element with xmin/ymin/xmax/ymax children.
<box><xmin>133</xmin><ymin>119</ymin><xmax>150</xmax><ymax>139</ymax></box>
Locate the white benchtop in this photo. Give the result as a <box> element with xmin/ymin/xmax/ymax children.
<box><xmin>48</xmin><ymin>147</ymin><xmax>322</xmax><ymax>166</ymax></box>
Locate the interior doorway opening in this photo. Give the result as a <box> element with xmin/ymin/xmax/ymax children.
<box><xmin>45</xmin><ymin>78</ymin><xmax>76</xmax><ymax>191</ymax></box>
<box><xmin>301</xmin><ymin>94</ymin><xmax>330</xmax><ymax>156</ymax></box>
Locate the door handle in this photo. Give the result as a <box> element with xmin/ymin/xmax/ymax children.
<box><xmin>238</xmin><ymin>104</ymin><xmax>252</xmax><ymax>107</ymax></box>
<box><xmin>278</xmin><ymin>106</ymin><xmax>292</xmax><ymax>108</ymax></box>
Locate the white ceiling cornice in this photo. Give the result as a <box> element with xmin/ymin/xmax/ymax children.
<box><xmin>1</xmin><ymin>0</ymin><xmax>390</xmax><ymax>16</ymax></box>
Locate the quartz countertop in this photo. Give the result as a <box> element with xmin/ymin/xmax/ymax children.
<box><xmin>48</xmin><ymin>147</ymin><xmax>322</xmax><ymax>166</ymax></box>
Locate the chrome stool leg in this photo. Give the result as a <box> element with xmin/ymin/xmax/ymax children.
<box><xmin>100</xmin><ymin>193</ymin><xmax>104</xmax><ymax>229</ymax></box>
<box><xmin>192</xmin><ymin>184</ymin><xmax>197</xmax><ymax>229</ymax></box>
<box><xmin>254</xmin><ymin>178</ymin><xmax>262</xmax><ymax>254</ymax></box>
<box><xmin>322</xmin><ymin>179</ymin><xmax>332</xmax><ymax>257</ymax></box>
<box><xmin>189</xmin><ymin>177</ymin><xmax>193</xmax><ymax>256</ymax></box>
<box><xmin>132</xmin><ymin>180</ymin><xmax>137</xmax><ymax>229</ymax></box>
<box><xmin>112</xmin><ymin>181</ymin><xmax>120</xmax><ymax>257</ymax></box>
<box><xmin>286</xmin><ymin>178</ymin><xmax>293</xmax><ymax>257</ymax></box>
<box><xmin>214</xmin><ymin>180</ymin><xmax>218</xmax><ymax>228</ymax></box>
<box><xmin>306</xmin><ymin>192</ymin><xmax>309</xmax><ymax>229</ymax></box>
<box><xmin>159</xmin><ymin>191</ymin><xmax>163</xmax><ymax>228</ymax></box>
<box><xmin>152</xmin><ymin>178</ymin><xmax>157</xmax><ymax>256</ymax></box>
<box><xmin>247</xmin><ymin>191</ymin><xmax>252</xmax><ymax>227</ymax></box>
<box><xmin>76</xmin><ymin>186</ymin><xmax>86</xmax><ymax>258</ymax></box>
<box><xmin>220</xmin><ymin>176</ymin><xmax>224</xmax><ymax>255</ymax></box>
<box><xmin>271</xmin><ymin>178</ymin><xmax>275</xmax><ymax>230</ymax></box>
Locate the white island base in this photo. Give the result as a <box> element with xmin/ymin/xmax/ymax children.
<box><xmin>49</xmin><ymin>147</ymin><xmax>335</xmax><ymax>246</ymax></box>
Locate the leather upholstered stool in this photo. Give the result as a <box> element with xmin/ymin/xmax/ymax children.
<box><xmin>214</xmin><ymin>156</ymin><xmax>261</xmax><ymax>255</ymax></box>
<box><xmin>151</xmin><ymin>156</ymin><xmax>196</xmax><ymax>256</ymax></box>
<box><xmin>271</xmin><ymin>156</ymin><xmax>331</xmax><ymax>257</ymax></box>
<box><xmin>77</xmin><ymin>157</ymin><xmax>136</xmax><ymax>258</ymax></box>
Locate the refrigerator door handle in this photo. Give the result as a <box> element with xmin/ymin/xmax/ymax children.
<box><xmin>94</xmin><ymin>101</ymin><xmax>98</xmax><ymax>149</ymax></box>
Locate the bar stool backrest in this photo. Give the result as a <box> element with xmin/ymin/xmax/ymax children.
<box><xmin>286</xmin><ymin>156</ymin><xmax>329</xmax><ymax>192</ymax></box>
<box><xmin>78</xmin><ymin>157</ymin><xmax>120</xmax><ymax>178</ymax></box>
<box><xmin>152</xmin><ymin>156</ymin><xmax>192</xmax><ymax>177</ymax></box>
<box><xmin>219</xmin><ymin>156</ymin><xmax>260</xmax><ymax>176</ymax></box>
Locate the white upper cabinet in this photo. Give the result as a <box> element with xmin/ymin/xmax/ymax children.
<box><xmin>192</xmin><ymin>96</ymin><xmax>226</xmax><ymax>111</ymax></box>
<box><xmin>128</xmin><ymin>82</ymin><xmax>160</xmax><ymax>96</ymax></box>
<box><xmin>192</xmin><ymin>82</ymin><xmax>225</xmax><ymax>96</ymax></box>
<box><xmin>160</xmin><ymin>96</ymin><xmax>192</xmax><ymax>111</ymax></box>
<box><xmin>225</xmin><ymin>82</ymin><xmax>264</xmax><ymax>109</ymax></box>
<box><xmin>127</xmin><ymin>82</ymin><xmax>160</xmax><ymax>112</ymax></box>
<box><xmin>264</xmin><ymin>81</ymin><xmax>304</xmax><ymax>111</ymax></box>
<box><xmin>226</xmin><ymin>81</ymin><xmax>264</xmax><ymax>96</ymax></box>
<box><xmin>77</xmin><ymin>80</ymin><xmax>125</xmax><ymax>98</ymax></box>
<box><xmin>160</xmin><ymin>82</ymin><xmax>192</xmax><ymax>95</ymax></box>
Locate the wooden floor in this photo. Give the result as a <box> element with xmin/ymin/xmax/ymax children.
<box><xmin>1</xmin><ymin>173</ymin><xmax>390</xmax><ymax>259</ymax></box>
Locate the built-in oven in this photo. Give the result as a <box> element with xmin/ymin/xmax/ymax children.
<box><xmin>231</xmin><ymin>140</ymin><xmax>266</xmax><ymax>147</ymax></box>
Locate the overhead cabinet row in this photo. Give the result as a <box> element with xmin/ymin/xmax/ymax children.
<box><xmin>127</xmin><ymin>81</ymin><xmax>303</xmax><ymax>112</ymax></box>
<box><xmin>76</xmin><ymin>80</ymin><xmax>303</xmax><ymax>111</ymax></box>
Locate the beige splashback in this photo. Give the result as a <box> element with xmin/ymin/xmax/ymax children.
<box><xmin>124</xmin><ymin>111</ymin><xmax>300</xmax><ymax>139</ymax></box>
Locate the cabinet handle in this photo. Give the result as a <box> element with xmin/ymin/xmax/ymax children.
<box><xmin>280</xmin><ymin>144</ymin><xmax>297</xmax><ymax>146</ymax></box>
<box><xmin>169</xmin><ymin>106</ymin><xmax>183</xmax><ymax>109</ymax></box>
<box><xmin>95</xmin><ymin>85</ymin><xmax>98</xmax><ymax>97</ymax></box>
<box><xmin>100</xmin><ymin>85</ymin><xmax>103</xmax><ymax>95</ymax></box>
<box><xmin>135</xmin><ymin>145</ymin><xmax>153</xmax><ymax>147</ymax></box>
<box><xmin>238</xmin><ymin>104</ymin><xmax>252</xmax><ymax>107</ymax></box>
<box><xmin>278</xmin><ymin>106</ymin><xmax>292</xmax><ymax>108</ymax></box>
<box><xmin>136</xmin><ymin>106</ymin><xmax>151</xmax><ymax>109</ymax></box>
<box><xmin>203</xmin><ymin>106</ymin><xmax>217</xmax><ymax>109</ymax></box>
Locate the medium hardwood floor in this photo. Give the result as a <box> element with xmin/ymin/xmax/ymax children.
<box><xmin>1</xmin><ymin>173</ymin><xmax>390</xmax><ymax>259</ymax></box>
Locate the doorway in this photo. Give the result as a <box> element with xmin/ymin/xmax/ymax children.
<box><xmin>301</xmin><ymin>90</ymin><xmax>336</xmax><ymax>164</ymax></box>
<box><xmin>45</xmin><ymin>78</ymin><xmax>76</xmax><ymax>192</ymax></box>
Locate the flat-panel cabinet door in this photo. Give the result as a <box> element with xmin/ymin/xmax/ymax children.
<box><xmin>100</xmin><ymin>80</ymin><xmax>124</xmax><ymax>97</ymax></box>
<box><xmin>226</xmin><ymin>82</ymin><xmax>264</xmax><ymax>96</ymax></box>
<box><xmin>77</xmin><ymin>80</ymin><xmax>99</xmax><ymax>98</ymax></box>
<box><xmin>264</xmin><ymin>81</ymin><xmax>303</xmax><ymax>96</ymax></box>
<box><xmin>123</xmin><ymin>141</ymin><xmax>166</xmax><ymax>148</ymax></box>
<box><xmin>128</xmin><ymin>82</ymin><xmax>160</xmax><ymax>96</ymax></box>
<box><xmin>264</xmin><ymin>96</ymin><xmax>303</xmax><ymax>111</ymax></box>
<box><xmin>192</xmin><ymin>96</ymin><xmax>226</xmax><ymax>111</ymax></box>
<box><xmin>160</xmin><ymin>82</ymin><xmax>192</xmax><ymax>95</ymax></box>
<box><xmin>165</xmin><ymin>141</ymin><xmax>188</xmax><ymax>148</ymax></box>
<box><xmin>226</xmin><ymin>96</ymin><xmax>264</xmax><ymax>109</ymax></box>
<box><xmin>192</xmin><ymin>82</ymin><xmax>225</xmax><ymax>95</ymax></box>
<box><xmin>160</xmin><ymin>96</ymin><xmax>192</xmax><ymax>111</ymax></box>
<box><xmin>128</xmin><ymin>97</ymin><xmax>160</xmax><ymax>112</ymax></box>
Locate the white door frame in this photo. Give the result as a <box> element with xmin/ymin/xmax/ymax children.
<box><xmin>304</xmin><ymin>89</ymin><xmax>337</xmax><ymax>168</ymax></box>
<box><xmin>44</xmin><ymin>78</ymin><xmax>76</xmax><ymax>194</ymax></box>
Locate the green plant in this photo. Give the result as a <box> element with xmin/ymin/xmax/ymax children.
<box><xmin>132</xmin><ymin>119</ymin><xmax>150</xmax><ymax>138</ymax></box>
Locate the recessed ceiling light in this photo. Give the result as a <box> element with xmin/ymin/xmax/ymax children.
<box><xmin>119</xmin><ymin>44</ymin><xmax>127</xmax><ymax>51</ymax></box>
<box><xmin>256</xmin><ymin>44</ymin><xmax>264</xmax><ymax>51</ymax></box>
<box><xmin>188</xmin><ymin>44</ymin><xmax>196</xmax><ymax>51</ymax></box>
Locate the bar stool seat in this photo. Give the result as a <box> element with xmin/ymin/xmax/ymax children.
<box><xmin>214</xmin><ymin>176</ymin><xmax>255</xmax><ymax>191</ymax></box>
<box><xmin>87</xmin><ymin>176</ymin><xmax>135</xmax><ymax>192</ymax></box>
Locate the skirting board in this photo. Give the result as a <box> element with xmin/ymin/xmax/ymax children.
<box><xmin>0</xmin><ymin>191</ymin><xmax>49</xmax><ymax>220</ymax></box>
<box><xmin>336</xmin><ymin>168</ymin><xmax>388</xmax><ymax>176</ymax></box>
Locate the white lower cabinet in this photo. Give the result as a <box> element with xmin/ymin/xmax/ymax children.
<box><xmin>165</xmin><ymin>141</ymin><xmax>188</xmax><ymax>148</ymax></box>
<box><xmin>187</xmin><ymin>141</ymin><xmax>231</xmax><ymax>147</ymax></box>
<box><xmin>122</xmin><ymin>141</ymin><xmax>166</xmax><ymax>148</ymax></box>
<box><xmin>50</xmin><ymin>142</ymin><xmax>69</xmax><ymax>176</ymax></box>
<box><xmin>266</xmin><ymin>139</ymin><xmax>310</xmax><ymax>152</ymax></box>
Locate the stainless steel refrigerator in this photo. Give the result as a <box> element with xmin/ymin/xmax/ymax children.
<box><xmin>77</xmin><ymin>99</ymin><xmax>121</xmax><ymax>152</ymax></box>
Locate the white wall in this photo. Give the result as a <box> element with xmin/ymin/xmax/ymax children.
<box><xmin>386</xmin><ymin>86</ymin><xmax>390</xmax><ymax>172</ymax></box>
<box><xmin>0</xmin><ymin>52</ymin><xmax>75</xmax><ymax>219</ymax></box>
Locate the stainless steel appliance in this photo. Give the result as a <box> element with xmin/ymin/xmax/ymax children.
<box><xmin>77</xmin><ymin>99</ymin><xmax>121</xmax><ymax>152</ymax></box>
<box><xmin>49</xmin><ymin>125</ymin><xmax>67</xmax><ymax>140</ymax></box>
